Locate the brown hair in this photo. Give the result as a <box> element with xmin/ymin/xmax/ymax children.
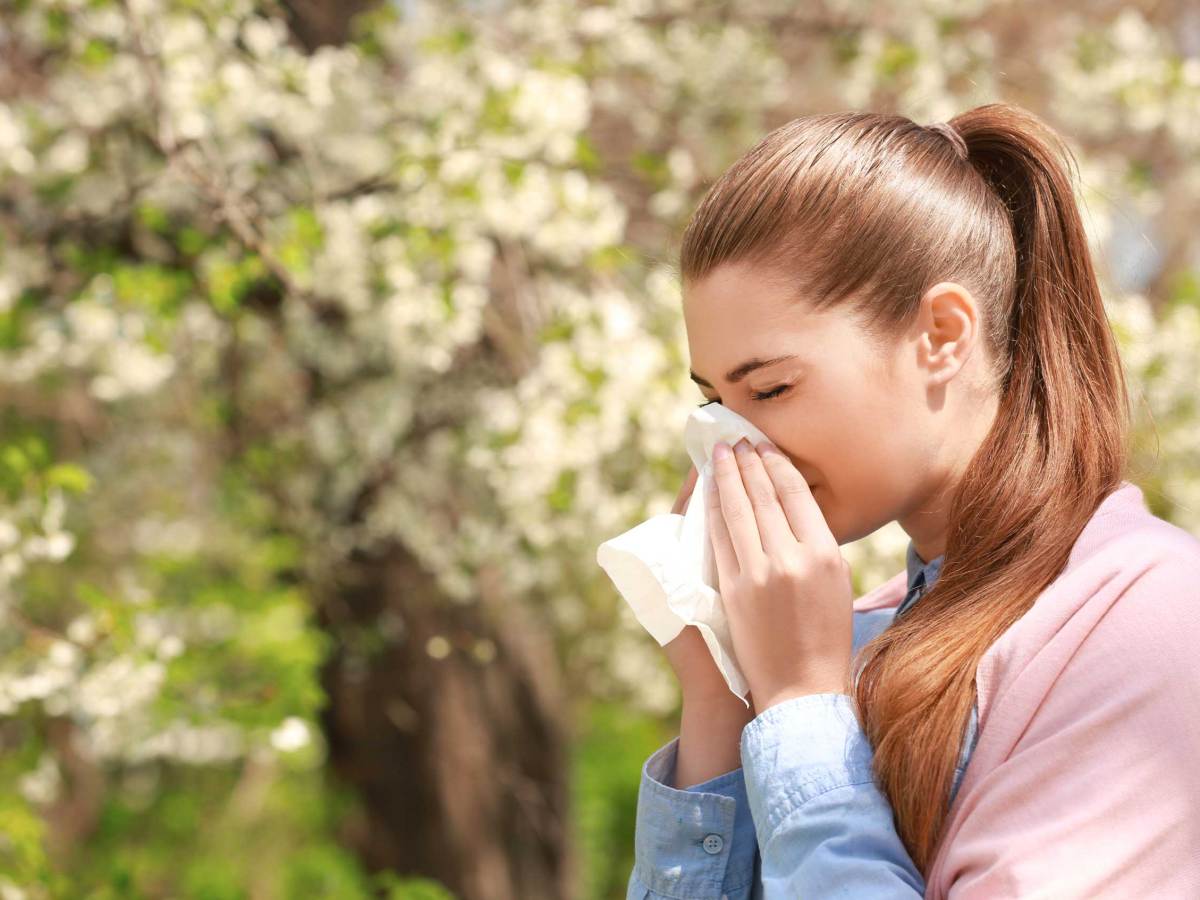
<box><xmin>678</xmin><ymin>103</ymin><xmax>1130</xmax><ymax>872</ymax></box>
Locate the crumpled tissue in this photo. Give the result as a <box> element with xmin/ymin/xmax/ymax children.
<box><xmin>595</xmin><ymin>403</ymin><xmax>770</xmax><ymax>707</ymax></box>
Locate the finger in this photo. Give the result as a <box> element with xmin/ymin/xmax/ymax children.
<box><xmin>705</xmin><ymin>471</ymin><xmax>739</xmax><ymax>582</ymax></box>
<box><xmin>681</xmin><ymin>465</ymin><xmax>700</xmax><ymax>513</ymax></box>
<box><xmin>710</xmin><ymin>441</ymin><xmax>763</xmax><ymax>570</ymax></box>
<box><xmin>674</xmin><ymin>464</ymin><xmax>699</xmax><ymax>515</ymax></box>
<box><xmin>732</xmin><ymin>438</ymin><xmax>797</xmax><ymax>558</ymax></box>
<box><xmin>756</xmin><ymin>441</ymin><xmax>836</xmax><ymax>550</ymax></box>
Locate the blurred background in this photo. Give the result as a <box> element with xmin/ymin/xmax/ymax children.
<box><xmin>1</xmin><ymin>0</ymin><xmax>1198</xmax><ymax>897</ymax></box>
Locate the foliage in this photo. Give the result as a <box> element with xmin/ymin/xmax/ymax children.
<box><xmin>572</xmin><ymin>702</ymin><xmax>675</xmax><ymax>900</ymax></box>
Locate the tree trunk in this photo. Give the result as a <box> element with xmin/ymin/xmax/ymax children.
<box><xmin>278</xmin><ymin>0</ymin><xmax>383</xmax><ymax>51</ymax></box>
<box><xmin>317</xmin><ymin>544</ymin><xmax>575</xmax><ymax>900</ymax></box>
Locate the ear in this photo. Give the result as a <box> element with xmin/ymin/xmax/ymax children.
<box><xmin>919</xmin><ymin>281</ymin><xmax>981</xmax><ymax>386</ymax></box>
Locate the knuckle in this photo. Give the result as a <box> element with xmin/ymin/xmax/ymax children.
<box><xmin>814</xmin><ymin>550</ymin><xmax>843</xmax><ymax>573</ymax></box>
<box><xmin>776</xmin><ymin>558</ymin><xmax>804</xmax><ymax>583</ymax></box>
<box><xmin>746</xmin><ymin>566</ymin><xmax>771</xmax><ymax>589</ymax></box>
<box><xmin>748</xmin><ymin>483</ymin><xmax>776</xmax><ymax>507</ymax></box>
<box><xmin>777</xmin><ymin>477</ymin><xmax>808</xmax><ymax>497</ymax></box>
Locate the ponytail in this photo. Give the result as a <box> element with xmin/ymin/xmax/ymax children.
<box><xmin>852</xmin><ymin>104</ymin><xmax>1131</xmax><ymax>870</ymax></box>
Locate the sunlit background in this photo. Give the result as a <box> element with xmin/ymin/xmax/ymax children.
<box><xmin>2</xmin><ymin>0</ymin><xmax>1198</xmax><ymax>897</ymax></box>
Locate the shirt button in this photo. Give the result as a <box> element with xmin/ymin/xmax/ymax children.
<box><xmin>702</xmin><ymin>833</ymin><xmax>724</xmax><ymax>854</ymax></box>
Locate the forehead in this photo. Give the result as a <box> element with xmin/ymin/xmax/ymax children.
<box><xmin>682</xmin><ymin>262</ymin><xmax>827</xmax><ymax>373</ymax></box>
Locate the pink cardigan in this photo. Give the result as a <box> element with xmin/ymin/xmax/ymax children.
<box><xmin>852</xmin><ymin>480</ymin><xmax>1200</xmax><ymax>898</ymax></box>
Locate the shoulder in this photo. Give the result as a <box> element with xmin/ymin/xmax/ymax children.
<box><xmin>1069</xmin><ymin>508</ymin><xmax>1200</xmax><ymax>631</ymax></box>
<box><xmin>1021</xmin><ymin>523</ymin><xmax>1200</xmax><ymax>721</ymax></box>
<box><xmin>1092</xmin><ymin>532</ymin><xmax>1200</xmax><ymax>655</ymax></box>
<box><xmin>969</xmin><ymin>522</ymin><xmax>1200</xmax><ymax>797</ymax></box>
<box><xmin>1010</xmin><ymin>485</ymin><xmax>1200</xmax><ymax>660</ymax></box>
<box><xmin>1067</xmin><ymin>479</ymin><xmax>1200</xmax><ymax>574</ymax></box>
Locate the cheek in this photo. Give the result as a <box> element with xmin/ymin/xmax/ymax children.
<box><xmin>773</xmin><ymin>400</ymin><xmax>904</xmax><ymax>507</ymax></box>
<box><xmin>752</xmin><ymin>371</ymin><xmax>908</xmax><ymax>492</ymax></box>
<box><xmin>766</xmin><ymin>397</ymin><xmax>858</xmax><ymax>482</ymax></box>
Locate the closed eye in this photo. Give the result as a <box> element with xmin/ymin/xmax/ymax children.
<box><xmin>696</xmin><ymin>383</ymin><xmax>793</xmax><ymax>407</ymax></box>
<box><xmin>752</xmin><ymin>384</ymin><xmax>792</xmax><ymax>401</ymax></box>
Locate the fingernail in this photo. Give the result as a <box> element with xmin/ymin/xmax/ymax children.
<box><xmin>713</xmin><ymin>442</ymin><xmax>731</xmax><ymax>461</ymax></box>
<box><xmin>756</xmin><ymin>441</ymin><xmax>774</xmax><ymax>456</ymax></box>
<box><xmin>733</xmin><ymin>438</ymin><xmax>752</xmax><ymax>456</ymax></box>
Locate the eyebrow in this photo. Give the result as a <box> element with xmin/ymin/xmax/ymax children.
<box><xmin>689</xmin><ymin>355</ymin><xmax>799</xmax><ymax>388</ymax></box>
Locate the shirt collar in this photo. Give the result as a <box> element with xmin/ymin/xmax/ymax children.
<box><xmin>905</xmin><ymin>541</ymin><xmax>945</xmax><ymax>594</ymax></box>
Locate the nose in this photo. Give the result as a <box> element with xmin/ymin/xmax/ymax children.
<box><xmin>716</xmin><ymin>406</ymin><xmax>818</xmax><ymax>488</ymax></box>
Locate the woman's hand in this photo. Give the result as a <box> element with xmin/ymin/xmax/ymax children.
<box><xmin>660</xmin><ymin>462</ymin><xmax>755</xmax><ymax>787</ymax></box>
<box><xmin>662</xmin><ymin>463</ymin><xmax>745</xmax><ymax>702</ymax></box>
<box><xmin>706</xmin><ymin>437</ymin><xmax>855</xmax><ymax>713</ymax></box>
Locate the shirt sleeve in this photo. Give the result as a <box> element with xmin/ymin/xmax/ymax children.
<box><xmin>626</xmin><ymin>607</ymin><xmax>910</xmax><ymax>899</ymax></box>
<box><xmin>739</xmin><ymin>692</ymin><xmax>925</xmax><ymax>899</ymax></box>
<box><xmin>626</xmin><ymin>735</ymin><xmax>759</xmax><ymax>900</ymax></box>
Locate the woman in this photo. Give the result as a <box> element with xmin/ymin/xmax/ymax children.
<box><xmin>626</xmin><ymin>103</ymin><xmax>1200</xmax><ymax>899</ymax></box>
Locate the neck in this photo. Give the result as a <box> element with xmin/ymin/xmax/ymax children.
<box><xmin>902</xmin><ymin>386</ymin><xmax>1001</xmax><ymax>563</ymax></box>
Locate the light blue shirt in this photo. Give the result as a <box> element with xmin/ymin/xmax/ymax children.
<box><xmin>626</xmin><ymin>544</ymin><xmax>981</xmax><ymax>899</ymax></box>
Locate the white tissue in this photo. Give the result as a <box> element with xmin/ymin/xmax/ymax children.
<box><xmin>595</xmin><ymin>403</ymin><xmax>770</xmax><ymax>707</ymax></box>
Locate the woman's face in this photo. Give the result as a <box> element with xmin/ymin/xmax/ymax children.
<box><xmin>683</xmin><ymin>260</ymin><xmax>993</xmax><ymax>549</ymax></box>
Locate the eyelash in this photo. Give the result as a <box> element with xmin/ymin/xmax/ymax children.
<box><xmin>697</xmin><ymin>384</ymin><xmax>793</xmax><ymax>407</ymax></box>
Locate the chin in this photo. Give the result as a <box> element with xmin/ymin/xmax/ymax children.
<box><xmin>835</xmin><ymin>504</ymin><xmax>895</xmax><ymax>547</ymax></box>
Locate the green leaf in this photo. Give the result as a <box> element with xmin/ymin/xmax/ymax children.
<box><xmin>877</xmin><ymin>38</ymin><xmax>919</xmax><ymax>78</ymax></box>
<box><xmin>377</xmin><ymin>874</ymin><xmax>457</xmax><ymax>900</ymax></box>
<box><xmin>548</xmin><ymin>469</ymin><xmax>577</xmax><ymax>512</ymax></box>
<box><xmin>45</xmin><ymin>463</ymin><xmax>93</xmax><ymax>495</ymax></box>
